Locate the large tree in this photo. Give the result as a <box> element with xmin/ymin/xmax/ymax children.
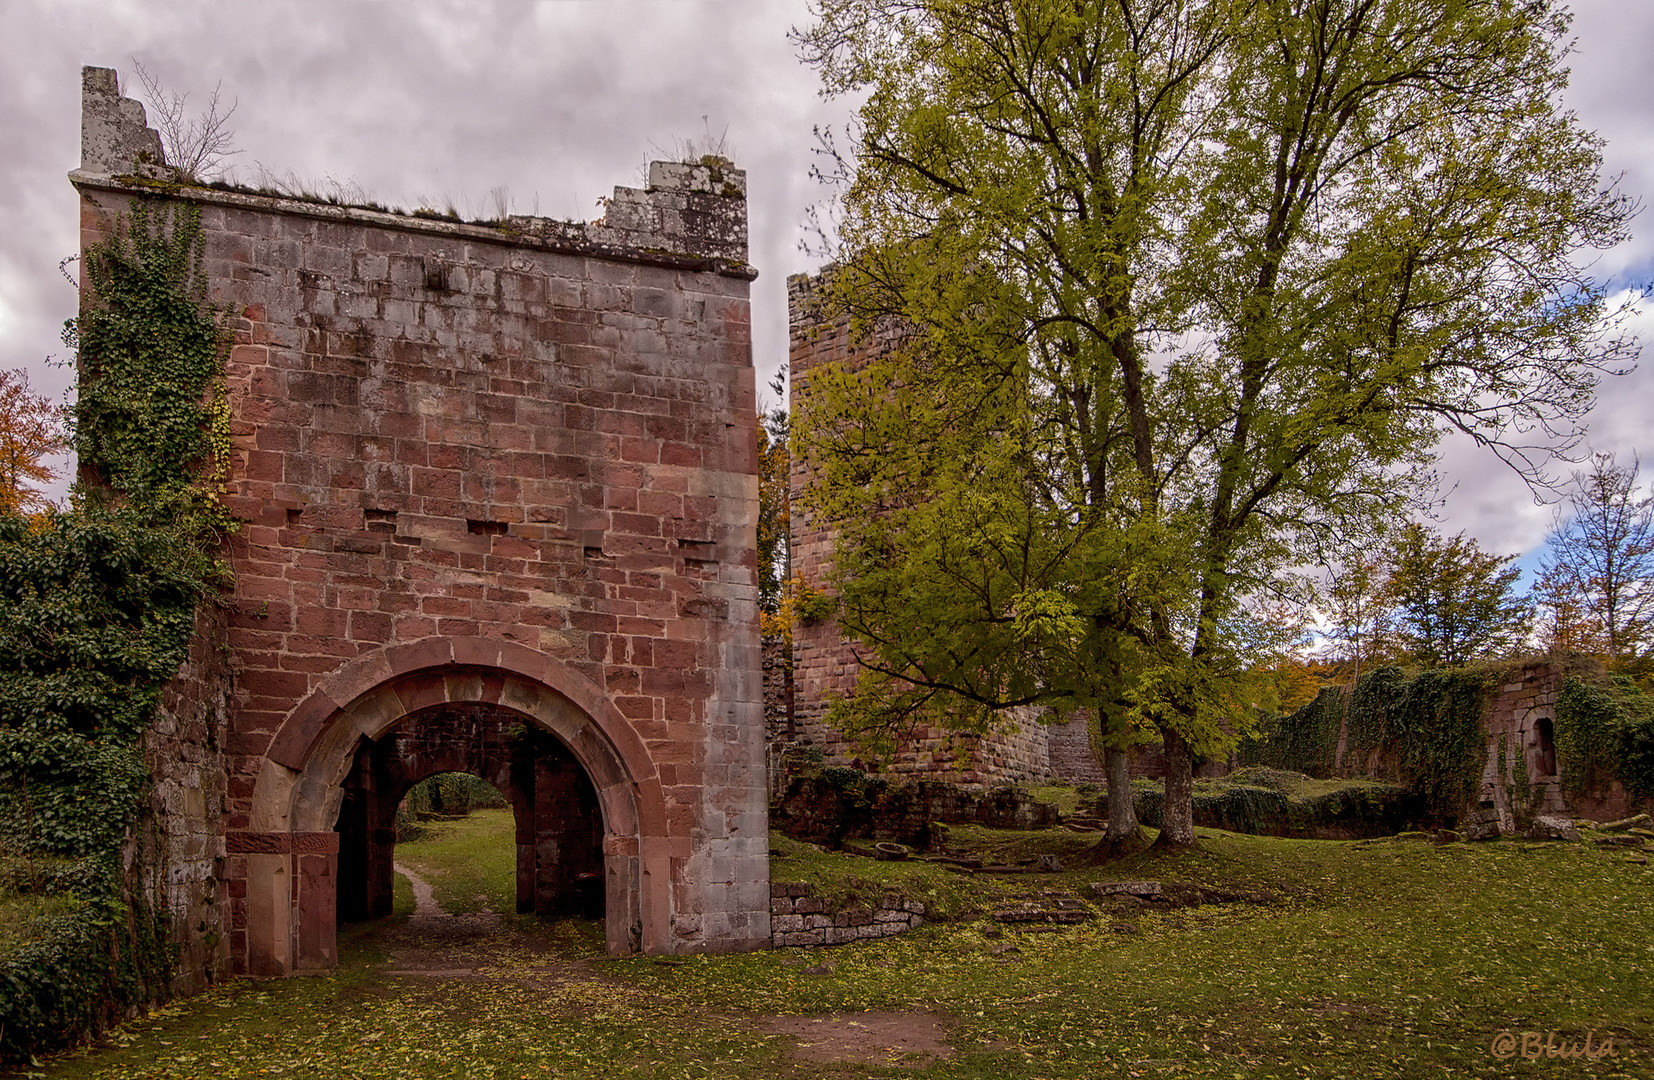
<box><xmin>0</xmin><ymin>369</ymin><xmax>64</xmax><ymax>516</ymax></box>
<box><xmin>794</xmin><ymin>0</ymin><xmax>1635</xmax><ymax>846</ymax></box>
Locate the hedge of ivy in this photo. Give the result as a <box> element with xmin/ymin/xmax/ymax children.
<box><xmin>1129</xmin><ymin>771</ymin><xmax>1421</xmax><ymax>839</ymax></box>
<box><xmin>1238</xmin><ymin>666</ymin><xmax>1486</xmax><ymax>822</ymax></box>
<box><xmin>0</xmin><ymin>199</ymin><xmax>227</xmax><ymax>1065</ymax></box>
<box><xmin>1555</xmin><ymin>675</ymin><xmax>1654</xmax><ymax>802</ymax></box>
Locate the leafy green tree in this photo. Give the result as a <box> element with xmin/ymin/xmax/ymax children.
<box><xmin>757</xmin><ymin>371</ymin><xmax>791</xmax><ymax>616</ymax></box>
<box><xmin>1380</xmin><ymin>523</ymin><xmax>1529</xmax><ymax>666</ymax></box>
<box><xmin>795</xmin><ymin>0</ymin><xmax>1635</xmax><ymax>845</ymax></box>
<box><xmin>1536</xmin><ymin>452</ymin><xmax>1654</xmax><ymax>663</ymax></box>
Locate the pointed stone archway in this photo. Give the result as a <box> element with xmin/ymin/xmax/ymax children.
<box><xmin>233</xmin><ymin>637</ymin><xmax>673</xmax><ymax>975</ymax></box>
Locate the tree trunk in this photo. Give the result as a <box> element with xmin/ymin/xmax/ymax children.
<box><xmin>1156</xmin><ymin>728</ymin><xmax>1196</xmax><ymax>847</ymax></box>
<box><xmin>1104</xmin><ymin>745</ymin><xmax>1138</xmax><ymax>840</ymax></box>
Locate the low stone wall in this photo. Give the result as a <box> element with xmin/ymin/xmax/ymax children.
<box><xmin>769</xmin><ymin>881</ymin><xmax>924</xmax><ymax>947</ymax></box>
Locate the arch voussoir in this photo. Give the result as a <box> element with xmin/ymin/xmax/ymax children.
<box><xmin>239</xmin><ymin>637</ymin><xmax>694</xmax><ymax>972</ymax></box>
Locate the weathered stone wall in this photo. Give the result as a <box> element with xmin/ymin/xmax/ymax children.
<box><xmin>770</xmin><ymin>773</ymin><xmax>1060</xmax><ymax>850</ymax></box>
<box><xmin>139</xmin><ymin>604</ymin><xmax>234</xmax><ymax>994</ymax></box>
<box><xmin>1477</xmin><ymin>664</ymin><xmax>1569</xmax><ymax>832</ymax></box>
<box><xmin>785</xmin><ymin>273</ymin><xmax>1049</xmax><ymax>785</ymax></box>
<box><xmin>1045</xmin><ymin>712</ymin><xmax>1108</xmax><ymax>785</ymax></box>
<box><xmin>762</xmin><ymin>633</ymin><xmax>792</xmax><ymax>741</ymax></box>
<box><xmin>73</xmin><ymin>66</ymin><xmax>769</xmax><ymax>973</ymax></box>
<box><xmin>769</xmin><ymin>880</ymin><xmax>924</xmax><ymax>947</ymax></box>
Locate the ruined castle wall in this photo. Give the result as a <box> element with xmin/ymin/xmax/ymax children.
<box><xmin>140</xmin><ymin>603</ymin><xmax>235</xmax><ymax>993</ymax></box>
<box><xmin>1045</xmin><ymin>713</ymin><xmax>1108</xmax><ymax>785</ymax></box>
<box><xmin>786</xmin><ymin>274</ymin><xmax>1048</xmax><ymax>785</ymax></box>
<box><xmin>73</xmin><ymin>66</ymin><xmax>770</xmax><ymax>969</ymax></box>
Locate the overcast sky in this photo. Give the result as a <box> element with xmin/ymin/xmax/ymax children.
<box><xmin>1</xmin><ymin>0</ymin><xmax>1649</xmax><ymax>575</ymax></box>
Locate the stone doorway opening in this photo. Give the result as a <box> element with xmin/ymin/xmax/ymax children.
<box><xmin>334</xmin><ymin>702</ymin><xmax>605</xmax><ymax>927</ymax></box>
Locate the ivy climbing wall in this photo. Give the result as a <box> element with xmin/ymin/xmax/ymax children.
<box><xmin>1242</xmin><ymin>660</ymin><xmax>1653</xmax><ymax>832</ymax></box>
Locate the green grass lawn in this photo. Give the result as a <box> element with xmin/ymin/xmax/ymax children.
<box><xmin>393</xmin><ymin>808</ymin><xmax>518</xmax><ymax>915</ymax></box>
<box><xmin>20</xmin><ymin>813</ymin><xmax>1653</xmax><ymax>1079</ymax></box>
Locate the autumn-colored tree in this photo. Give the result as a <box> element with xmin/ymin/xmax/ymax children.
<box><xmin>1323</xmin><ymin>555</ymin><xmax>1395</xmax><ymax>678</ymax></box>
<box><xmin>1382</xmin><ymin>524</ymin><xmax>1530</xmax><ymax>666</ymax></box>
<box><xmin>1536</xmin><ymin>452</ymin><xmax>1654</xmax><ymax>662</ymax></box>
<box><xmin>0</xmin><ymin>369</ymin><xmax>65</xmax><ymax>516</ymax></box>
<box><xmin>1531</xmin><ymin>559</ymin><xmax>1598</xmax><ymax>654</ymax></box>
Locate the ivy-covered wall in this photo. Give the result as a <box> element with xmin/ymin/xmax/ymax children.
<box><xmin>0</xmin><ymin>198</ymin><xmax>231</xmax><ymax>1064</ymax></box>
<box><xmin>1239</xmin><ymin>661</ymin><xmax>1654</xmax><ymax>830</ymax></box>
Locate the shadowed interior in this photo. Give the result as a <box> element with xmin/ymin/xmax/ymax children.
<box><xmin>335</xmin><ymin>702</ymin><xmax>603</xmax><ymax>924</ymax></box>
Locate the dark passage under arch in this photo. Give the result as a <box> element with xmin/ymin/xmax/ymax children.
<box><xmin>334</xmin><ymin>702</ymin><xmax>603</xmax><ymax>924</ymax></box>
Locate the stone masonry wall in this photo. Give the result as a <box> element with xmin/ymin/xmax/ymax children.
<box><xmin>769</xmin><ymin>880</ymin><xmax>924</xmax><ymax>947</ymax></box>
<box><xmin>1478</xmin><ymin>663</ymin><xmax>1569</xmax><ymax>833</ymax></box>
<box><xmin>786</xmin><ymin>273</ymin><xmax>1049</xmax><ymax>785</ymax></box>
<box><xmin>73</xmin><ymin>66</ymin><xmax>769</xmax><ymax>970</ymax></box>
<box><xmin>140</xmin><ymin>603</ymin><xmax>235</xmax><ymax>994</ymax></box>
<box><xmin>1045</xmin><ymin>712</ymin><xmax>1108</xmax><ymax>785</ymax></box>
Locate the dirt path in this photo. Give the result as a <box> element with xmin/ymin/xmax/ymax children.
<box><xmin>391</xmin><ymin>861</ymin><xmax>454</xmax><ymax>925</ymax></box>
<box><xmin>382</xmin><ymin>862</ymin><xmax>507</xmax><ymax>975</ymax></box>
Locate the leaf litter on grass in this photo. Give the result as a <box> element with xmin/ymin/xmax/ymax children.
<box><xmin>28</xmin><ymin>811</ymin><xmax>1654</xmax><ymax>1079</ymax></box>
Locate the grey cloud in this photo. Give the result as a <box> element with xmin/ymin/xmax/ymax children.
<box><xmin>1</xmin><ymin>0</ymin><xmax>1648</xmax><ymax>567</ymax></box>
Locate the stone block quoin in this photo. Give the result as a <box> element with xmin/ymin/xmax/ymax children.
<box><xmin>71</xmin><ymin>66</ymin><xmax>769</xmax><ymax>972</ymax></box>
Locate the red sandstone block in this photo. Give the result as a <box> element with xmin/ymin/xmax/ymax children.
<box><xmin>615</xmin><ymin>696</ymin><xmax>654</xmax><ymax>720</ymax></box>
<box><xmin>294</xmin><ymin>607</ymin><xmax>349</xmax><ymax>639</ymax></box>
<box><xmin>570</xmin><ymin>611</ymin><xmax>617</xmax><ymax>633</ymax></box>
<box><xmin>420</xmin><ymin>596</ymin><xmax>473</xmax><ymax>617</ymax></box>
<box><xmin>382</xmin><ymin>637</ymin><xmax>455</xmax><ymax>674</ymax></box>
<box><xmin>611</xmin><ymin>512</ymin><xmax>663</xmax><ymax>538</ymax></box>
<box><xmin>279</xmin><ymin>652</ymin><xmax>349</xmax><ymax>675</ymax></box>
<box><xmin>348</xmin><ymin>611</ymin><xmax>393</xmax><ymax>643</ymax></box>
<box><xmin>387</xmin><ymin>615</ymin><xmax>436</xmax><ymax>641</ymax></box>
<box><xmin>226</xmin><ymin>729</ymin><xmax>274</xmax><ymax>757</ymax></box>
<box><xmin>241</xmin><ymin>667</ymin><xmax>310</xmax><ymax>699</ymax></box>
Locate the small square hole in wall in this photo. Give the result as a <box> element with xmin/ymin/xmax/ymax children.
<box><xmin>467</xmin><ymin>519</ymin><xmax>508</xmax><ymax>536</ymax></box>
<box><xmin>364</xmin><ymin>508</ymin><xmax>397</xmax><ymax>533</ymax></box>
<box><xmin>285</xmin><ymin>508</ymin><xmax>304</xmax><ymax>525</ymax></box>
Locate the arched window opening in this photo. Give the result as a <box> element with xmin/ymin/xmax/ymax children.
<box><xmin>1534</xmin><ymin>717</ymin><xmax>1558</xmax><ymax>779</ymax></box>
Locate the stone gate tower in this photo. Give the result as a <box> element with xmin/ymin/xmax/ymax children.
<box><xmin>73</xmin><ymin>67</ymin><xmax>770</xmax><ymax>975</ymax></box>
